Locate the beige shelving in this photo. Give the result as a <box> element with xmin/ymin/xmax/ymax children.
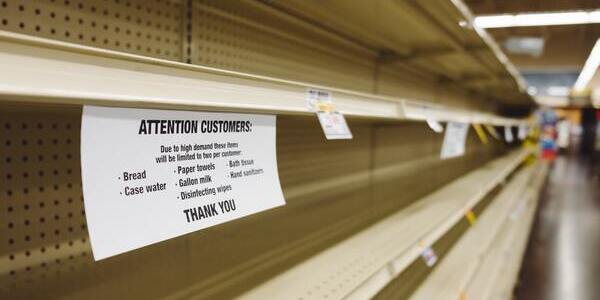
<box><xmin>235</xmin><ymin>149</ymin><xmax>531</xmax><ymax>300</ymax></box>
<box><xmin>409</xmin><ymin>162</ymin><xmax>547</xmax><ymax>300</ymax></box>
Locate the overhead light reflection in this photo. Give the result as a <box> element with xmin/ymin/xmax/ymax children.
<box><xmin>573</xmin><ymin>39</ymin><xmax>600</xmax><ymax>92</ymax></box>
<box><xmin>474</xmin><ymin>10</ymin><xmax>600</xmax><ymax>28</ymax></box>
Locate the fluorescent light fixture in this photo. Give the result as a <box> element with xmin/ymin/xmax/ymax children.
<box><xmin>474</xmin><ymin>10</ymin><xmax>600</xmax><ymax>28</ymax></box>
<box><xmin>547</xmin><ymin>86</ymin><xmax>571</xmax><ymax>97</ymax></box>
<box><xmin>503</xmin><ymin>37</ymin><xmax>545</xmax><ymax>57</ymax></box>
<box><xmin>527</xmin><ymin>86</ymin><xmax>538</xmax><ymax>96</ymax></box>
<box><xmin>573</xmin><ymin>38</ymin><xmax>600</xmax><ymax>91</ymax></box>
<box><xmin>534</xmin><ymin>95</ymin><xmax>569</xmax><ymax>107</ymax></box>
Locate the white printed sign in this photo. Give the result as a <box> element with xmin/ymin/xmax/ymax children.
<box><xmin>440</xmin><ymin>122</ymin><xmax>469</xmax><ymax>159</ymax></box>
<box><xmin>426</xmin><ymin>119</ymin><xmax>444</xmax><ymax>133</ymax></box>
<box><xmin>504</xmin><ymin>126</ymin><xmax>514</xmax><ymax>143</ymax></box>
<box><xmin>81</xmin><ymin>106</ymin><xmax>285</xmax><ymax>260</ymax></box>
<box><xmin>316</xmin><ymin>111</ymin><xmax>353</xmax><ymax>140</ymax></box>
<box><xmin>518</xmin><ymin>124</ymin><xmax>527</xmax><ymax>140</ymax></box>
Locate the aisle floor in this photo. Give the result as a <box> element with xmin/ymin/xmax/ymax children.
<box><xmin>515</xmin><ymin>153</ymin><xmax>600</xmax><ymax>300</ymax></box>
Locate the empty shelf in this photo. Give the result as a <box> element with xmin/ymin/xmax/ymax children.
<box><xmin>236</xmin><ymin>149</ymin><xmax>531</xmax><ymax>300</ymax></box>
<box><xmin>463</xmin><ymin>163</ymin><xmax>548</xmax><ymax>300</ymax></box>
<box><xmin>409</xmin><ymin>162</ymin><xmax>546</xmax><ymax>300</ymax></box>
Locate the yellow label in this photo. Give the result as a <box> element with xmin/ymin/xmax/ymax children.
<box><xmin>472</xmin><ymin>124</ymin><xmax>488</xmax><ymax>144</ymax></box>
<box><xmin>484</xmin><ymin>124</ymin><xmax>500</xmax><ymax>140</ymax></box>
<box><xmin>316</xmin><ymin>102</ymin><xmax>335</xmax><ymax>112</ymax></box>
<box><xmin>465</xmin><ymin>210</ymin><xmax>477</xmax><ymax>225</ymax></box>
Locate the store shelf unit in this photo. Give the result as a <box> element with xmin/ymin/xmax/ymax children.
<box><xmin>235</xmin><ymin>148</ymin><xmax>531</xmax><ymax>300</ymax></box>
<box><xmin>409</xmin><ymin>162</ymin><xmax>547</xmax><ymax>300</ymax></box>
<box><xmin>0</xmin><ymin>1</ymin><xmax>539</xmax><ymax>299</ymax></box>
<box><xmin>462</xmin><ymin>163</ymin><xmax>548</xmax><ymax>300</ymax></box>
<box><xmin>0</xmin><ymin>31</ymin><xmax>527</xmax><ymax>126</ymax></box>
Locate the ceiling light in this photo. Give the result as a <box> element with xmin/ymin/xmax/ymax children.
<box><xmin>573</xmin><ymin>38</ymin><xmax>600</xmax><ymax>91</ymax></box>
<box><xmin>533</xmin><ymin>95</ymin><xmax>569</xmax><ymax>107</ymax></box>
<box><xmin>527</xmin><ymin>86</ymin><xmax>538</xmax><ymax>96</ymax></box>
<box><xmin>474</xmin><ymin>10</ymin><xmax>600</xmax><ymax>28</ymax></box>
<box><xmin>546</xmin><ymin>86</ymin><xmax>571</xmax><ymax>97</ymax></box>
<box><xmin>503</xmin><ymin>37</ymin><xmax>545</xmax><ymax>57</ymax></box>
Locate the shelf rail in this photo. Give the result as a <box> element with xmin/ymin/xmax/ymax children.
<box><xmin>0</xmin><ymin>31</ymin><xmax>526</xmax><ymax>126</ymax></box>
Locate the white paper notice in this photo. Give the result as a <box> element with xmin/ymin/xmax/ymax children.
<box><xmin>504</xmin><ymin>126</ymin><xmax>514</xmax><ymax>143</ymax></box>
<box><xmin>316</xmin><ymin>111</ymin><xmax>353</xmax><ymax>140</ymax></box>
<box><xmin>440</xmin><ymin>122</ymin><xmax>469</xmax><ymax>159</ymax></box>
<box><xmin>81</xmin><ymin>106</ymin><xmax>285</xmax><ymax>260</ymax></box>
<box><xmin>518</xmin><ymin>124</ymin><xmax>527</xmax><ymax>140</ymax></box>
<box><xmin>426</xmin><ymin>119</ymin><xmax>444</xmax><ymax>133</ymax></box>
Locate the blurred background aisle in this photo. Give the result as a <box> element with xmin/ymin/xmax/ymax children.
<box><xmin>515</xmin><ymin>151</ymin><xmax>600</xmax><ymax>300</ymax></box>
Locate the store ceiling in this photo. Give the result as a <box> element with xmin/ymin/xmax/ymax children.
<box><xmin>466</xmin><ymin>0</ymin><xmax>600</xmax><ymax>107</ymax></box>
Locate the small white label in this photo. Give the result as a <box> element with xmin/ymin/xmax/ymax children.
<box><xmin>510</xmin><ymin>200</ymin><xmax>527</xmax><ymax>220</ymax></box>
<box><xmin>426</xmin><ymin>119</ymin><xmax>444</xmax><ymax>133</ymax></box>
<box><xmin>81</xmin><ymin>106</ymin><xmax>285</xmax><ymax>260</ymax></box>
<box><xmin>504</xmin><ymin>126</ymin><xmax>514</xmax><ymax>142</ymax></box>
<box><xmin>421</xmin><ymin>246</ymin><xmax>438</xmax><ymax>267</ymax></box>
<box><xmin>317</xmin><ymin>111</ymin><xmax>353</xmax><ymax>140</ymax></box>
<box><xmin>518</xmin><ymin>124</ymin><xmax>527</xmax><ymax>140</ymax></box>
<box><xmin>306</xmin><ymin>88</ymin><xmax>332</xmax><ymax>112</ymax></box>
<box><xmin>440</xmin><ymin>122</ymin><xmax>469</xmax><ymax>159</ymax></box>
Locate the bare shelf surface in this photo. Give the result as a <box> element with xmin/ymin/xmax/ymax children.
<box><xmin>235</xmin><ymin>149</ymin><xmax>530</xmax><ymax>300</ymax></box>
<box><xmin>410</xmin><ymin>162</ymin><xmax>547</xmax><ymax>300</ymax></box>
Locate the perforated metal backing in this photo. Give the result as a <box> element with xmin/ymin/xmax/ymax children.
<box><xmin>0</xmin><ymin>0</ymin><xmax>492</xmax><ymax>111</ymax></box>
<box><xmin>191</xmin><ymin>0</ymin><xmax>377</xmax><ymax>93</ymax></box>
<box><xmin>0</xmin><ymin>103</ymin><xmax>511</xmax><ymax>300</ymax></box>
<box><xmin>0</xmin><ymin>105</ymin><xmax>92</xmax><ymax>295</ymax></box>
<box><xmin>0</xmin><ymin>1</ymin><xmax>516</xmax><ymax>299</ymax></box>
<box><xmin>0</xmin><ymin>0</ymin><xmax>183</xmax><ymax>60</ymax></box>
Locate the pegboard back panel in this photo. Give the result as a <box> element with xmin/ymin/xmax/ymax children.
<box><xmin>0</xmin><ymin>105</ymin><xmax>92</xmax><ymax>296</ymax></box>
<box><xmin>0</xmin><ymin>0</ymin><xmax>499</xmax><ymax>113</ymax></box>
<box><xmin>1</xmin><ymin>103</ymin><xmax>511</xmax><ymax>299</ymax></box>
<box><xmin>0</xmin><ymin>0</ymin><xmax>183</xmax><ymax>60</ymax></box>
<box><xmin>377</xmin><ymin>65</ymin><xmax>493</xmax><ymax>112</ymax></box>
<box><xmin>370</xmin><ymin>122</ymin><xmax>507</xmax><ymax>228</ymax></box>
<box><xmin>191</xmin><ymin>0</ymin><xmax>377</xmax><ymax>93</ymax></box>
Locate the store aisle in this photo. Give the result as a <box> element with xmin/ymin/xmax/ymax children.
<box><xmin>515</xmin><ymin>154</ymin><xmax>600</xmax><ymax>300</ymax></box>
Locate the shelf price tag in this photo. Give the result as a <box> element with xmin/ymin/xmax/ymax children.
<box><xmin>510</xmin><ymin>200</ymin><xmax>527</xmax><ymax>220</ymax></box>
<box><xmin>518</xmin><ymin>124</ymin><xmax>527</xmax><ymax>140</ymax></box>
<box><xmin>504</xmin><ymin>126</ymin><xmax>514</xmax><ymax>143</ymax></box>
<box><xmin>316</xmin><ymin>111</ymin><xmax>353</xmax><ymax>140</ymax></box>
<box><xmin>465</xmin><ymin>210</ymin><xmax>477</xmax><ymax>226</ymax></box>
<box><xmin>426</xmin><ymin>119</ymin><xmax>444</xmax><ymax>133</ymax></box>
<box><xmin>420</xmin><ymin>246</ymin><xmax>438</xmax><ymax>267</ymax></box>
<box><xmin>81</xmin><ymin>106</ymin><xmax>286</xmax><ymax>260</ymax></box>
<box><xmin>307</xmin><ymin>88</ymin><xmax>353</xmax><ymax>140</ymax></box>
<box><xmin>459</xmin><ymin>290</ymin><xmax>469</xmax><ymax>300</ymax></box>
<box><xmin>307</xmin><ymin>88</ymin><xmax>333</xmax><ymax>112</ymax></box>
<box><xmin>440</xmin><ymin>122</ymin><xmax>469</xmax><ymax>159</ymax></box>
